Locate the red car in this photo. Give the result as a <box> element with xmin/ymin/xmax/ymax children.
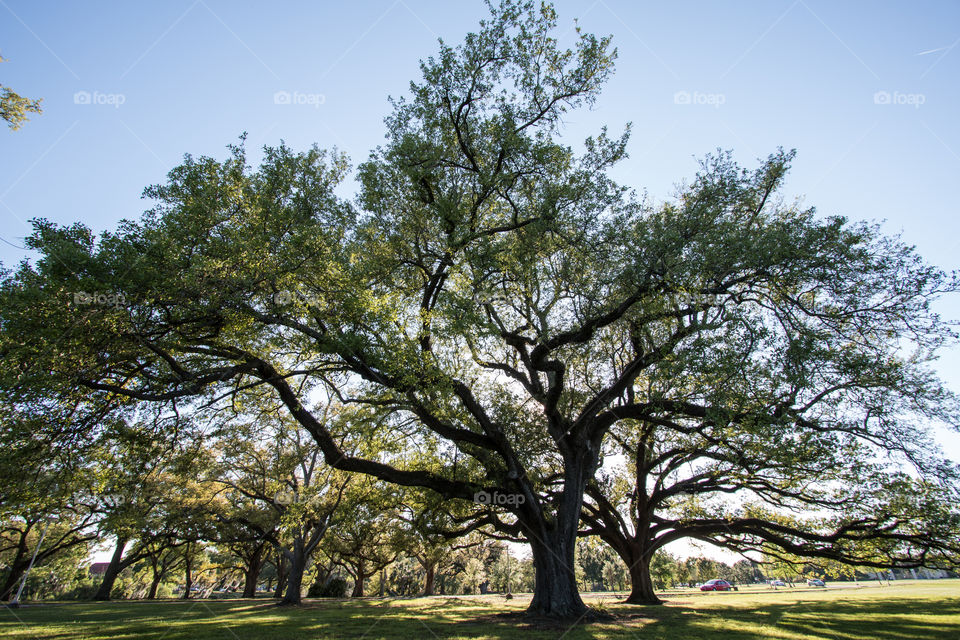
<box><xmin>700</xmin><ymin>579</ymin><xmax>737</xmax><ymax>591</ymax></box>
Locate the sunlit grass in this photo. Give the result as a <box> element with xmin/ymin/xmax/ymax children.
<box><xmin>2</xmin><ymin>579</ymin><xmax>958</xmax><ymax>639</ymax></box>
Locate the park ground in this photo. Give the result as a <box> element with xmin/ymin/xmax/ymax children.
<box><xmin>1</xmin><ymin>579</ymin><xmax>958</xmax><ymax>639</ymax></box>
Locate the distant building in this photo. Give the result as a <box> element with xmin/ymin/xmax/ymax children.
<box><xmin>88</xmin><ymin>562</ymin><xmax>111</xmax><ymax>576</ymax></box>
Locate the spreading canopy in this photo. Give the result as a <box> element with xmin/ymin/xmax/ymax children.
<box><xmin>1</xmin><ymin>0</ymin><xmax>958</xmax><ymax>618</ymax></box>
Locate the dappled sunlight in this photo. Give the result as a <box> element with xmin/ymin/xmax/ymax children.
<box><xmin>2</xmin><ymin>581</ymin><xmax>957</xmax><ymax>639</ymax></box>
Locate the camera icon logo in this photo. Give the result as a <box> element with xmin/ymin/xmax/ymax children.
<box><xmin>273</xmin><ymin>490</ymin><xmax>296</xmax><ymax>505</ymax></box>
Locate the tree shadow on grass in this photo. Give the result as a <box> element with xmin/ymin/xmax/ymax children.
<box><xmin>602</xmin><ymin>596</ymin><xmax>960</xmax><ymax>640</ymax></box>
<box><xmin>3</xmin><ymin>595</ymin><xmax>959</xmax><ymax>640</ymax></box>
<box><xmin>757</xmin><ymin>597</ymin><xmax>960</xmax><ymax>640</ymax></box>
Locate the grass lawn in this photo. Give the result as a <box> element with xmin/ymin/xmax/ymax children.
<box><xmin>2</xmin><ymin>579</ymin><xmax>958</xmax><ymax>639</ymax></box>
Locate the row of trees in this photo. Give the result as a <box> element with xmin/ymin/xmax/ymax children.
<box><xmin>4</xmin><ymin>466</ymin><xmax>522</xmax><ymax>603</ymax></box>
<box><xmin>1</xmin><ymin>401</ymin><xmax>517</xmax><ymax>604</ymax></box>
<box><xmin>0</xmin><ymin>398</ymin><xmax>749</xmax><ymax>604</ymax></box>
<box><xmin>2</xmin><ymin>0</ymin><xmax>959</xmax><ymax>619</ymax></box>
<box><xmin>0</xmin><ymin>403</ymin><xmax>452</xmax><ymax>601</ymax></box>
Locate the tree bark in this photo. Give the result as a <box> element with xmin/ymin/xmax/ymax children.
<box><xmin>523</xmin><ymin>462</ymin><xmax>591</xmax><ymax>619</ymax></box>
<box><xmin>241</xmin><ymin>545</ymin><xmax>265</xmax><ymax>598</ymax></box>
<box><xmin>624</xmin><ymin>547</ymin><xmax>660</xmax><ymax>605</ymax></box>
<box><xmin>587</xmin><ymin>466</ymin><xmax>664</xmax><ymax>605</ymax></box>
<box><xmin>0</xmin><ymin>547</ymin><xmax>27</xmax><ymax>601</ymax></box>
<box><xmin>282</xmin><ymin>561</ymin><xmax>304</xmax><ymax>605</ymax></box>
<box><xmin>423</xmin><ymin>563</ymin><xmax>436</xmax><ymax>596</ymax></box>
<box><xmin>350</xmin><ymin>570</ymin><xmax>367</xmax><ymax>598</ymax></box>
<box><xmin>147</xmin><ymin>573</ymin><xmax>162</xmax><ymax>600</ymax></box>
<box><xmin>280</xmin><ymin>543</ymin><xmax>307</xmax><ymax>605</ymax></box>
<box><xmin>94</xmin><ymin>538</ymin><xmax>128</xmax><ymax>601</ymax></box>
<box><xmin>242</xmin><ymin>564</ymin><xmax>260</xmax><ymax>598</ymax></box>
<box><xmin>273</xmin><ymin>553</ymin><xmax>287</xmax><ymax>599</ymax></box>
<box><xmin>181</xmin><ymin>555</ymin><xmax>193</xmax><ymax>600</ymax></box>
<box><xmin>1</xmin><ymin>523</ymin><xmax>36</xmax><ymax>600</ymax></box>
<box><xmin>527</xmin><ymin>532</ymin><xmax>585</xmax><ymax>617</ymax></box>
<box><xmin>146</xmin><ymin>553</ymin><xmax>171</xmax><ymax>600</ymax></box>
<box><xmin>518</xmin><ymin>470</ymin><xmax>589</xmax><ymax>619</ymax></box>
<box><xmin>351</xmin><ymin>573</ymin><xmax>365</xmax><ymax>597</ymax></box>
<box><xmin>0</xmin><ymin>568</ymin><xmax>23</xmax><ymax>601</ymax></box>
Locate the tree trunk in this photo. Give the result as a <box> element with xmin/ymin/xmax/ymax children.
<box><xmin>282</xmin><ymin>562</ymin><xmax>304</xmax><ymax>605</ymax></box>
<box><xmin>527</xmin><ymin>532</ymin><xmax>585</xmax><ymax>617</ymax></box>
<box><xmin>624</xmin><ymin>548</ymin><xmax>660</xmax><ymax>605</ymax></box>
<box><xmin>280</xmin><ymin>544</ymin><xmax>307</xmax><ymax>605</ymax></box>
<box><xmin>423</xmin><ymin>563</ymin><xmax>436</xmax><ymax>596</ymax></box>
<box><xmin>94</xmin><ymin>538</ymin><xmax>128</xmax><ymax>601</ymax></box>
<box><xmin>181</xmin><ymin>557</ymin><xmax>193</xmax><ymax>600</ymax></box>
<box><xmin>0</xmin><ymin>557</ymin><xmax>26</xmax><ymax>601</ymax></box>
<box><xmin>147</xmin><ymin>570</ymin><xmax>162</xmax><ymax>600</ymax></box>
<box><xmin>0</xmin><ymin>526</ymin><xmax>32</xmax><ymax>600</ymax></box>
<box><xmin>351</xmin><ymin>573</ymin><xmax>365</xmax><ymax>597</ymax></box>
<box><xmin>0</xmin><ymin>571</ymin><xmax>20</xmax><ymax>601</ymax></box>
<box><xmin>146</xmin><ymin>554</ymin><xmax>168</xmax><ymax>600</ymax></box>
<box><xmin>273</xmin><ymin>553</ymin><xmax>287</xmax><ymax>599</ymax></box>
<box><xmin>242</xmin><ymin>564</ymin><xmax>260</xmax><ymax>598</ymax></box>
<box><xmin>523</xmin><ymin>464</ymin><xmax>591</xmax><ymax>619</ymax></box>
<box><xmin>242</xmin><ymin>546</ymin><xmax>264</xmax><ymax>598</ymax></box>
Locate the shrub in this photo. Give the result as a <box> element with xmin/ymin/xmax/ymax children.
<box><xmin>308</xmin><ymin>576</ymin><xmax>348</xmax><ymax>598</ymax></box>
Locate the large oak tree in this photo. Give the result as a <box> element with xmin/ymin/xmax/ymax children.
<box><xmin>2</xmin><ymin>0</ymin><xmax>958</xmax><ymax>618</ymax></box>
<box><xmin>575</xmin><ymin>152</ymin><xmax>960</xmax><ymax>604</ymax></box>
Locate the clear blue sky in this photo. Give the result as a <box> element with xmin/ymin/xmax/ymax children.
<box><xmin>2</xmin><ymin>0</ymin><xmax>958</xmax><ymax>463</ymax></box>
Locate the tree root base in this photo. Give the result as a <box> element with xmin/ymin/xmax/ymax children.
<box><xmin>479</xmin><ymin>607</ymin><xmax>617</xmax><ymax>629</ymax></box>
